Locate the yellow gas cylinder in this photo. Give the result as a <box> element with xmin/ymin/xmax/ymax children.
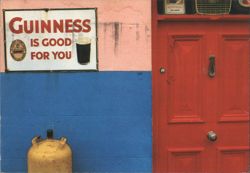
<box><xmin>27</xmin><ymin>129</ymin><xmax>72</xmax><ymax>173</ymax></box>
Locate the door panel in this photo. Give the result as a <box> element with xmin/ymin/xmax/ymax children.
<box><xmin>168</xmin><ymin>35</ymin><xmax>205</xmax><ymax>123</ymax></box>
<box><xmin>168</xmin><ymin>148</ymin><xmax>203</xmax><ymax>172</ymax></box>
<box><xmin>217</xmin><ymin>147</ymin><xmax>249</xmax><ymax>173</ymax></box>
<box><xmin>218</xmin><ymin>34</ymin><xmax>250</xmax><ymax>122</ymax></box>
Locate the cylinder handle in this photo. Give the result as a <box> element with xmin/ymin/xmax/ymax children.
<box><xmin>59</xmin><ymin>137</ymin><xmax>67</xmax><ymax>148</ymax></box>
<box><xmin>31</xmin><ymin>136</ymin><xmax>41</xmax><ymax>145</ymax></box>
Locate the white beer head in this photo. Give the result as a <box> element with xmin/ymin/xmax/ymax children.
<box><xmin>76</xmin><ymin>36</ymin><xmax>91</xmax><ymax>45</ymax></box>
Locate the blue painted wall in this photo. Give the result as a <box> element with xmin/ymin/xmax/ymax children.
<box><xmin>0</xmin><ymin>72</ymin><xmax>152</xmax><ymax>172</ymax></box>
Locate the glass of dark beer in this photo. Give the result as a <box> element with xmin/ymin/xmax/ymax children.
<box><xmin>76</xmin><ymin>37</ymin><xmax>91</xmax><ymax>64</ymax></box>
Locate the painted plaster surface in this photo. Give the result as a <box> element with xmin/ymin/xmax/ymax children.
<box><xmin>0</xmin><ymin>2</ymin><xmax>3</xmax><ymax>72</ymax></box>
<box><xmin>1</xmin><ymin>72</ymin><xmax>152</xmax><ymax>172</ymax></box>
<box><xmin>0</xmin><ymin>0</ymin><xmax>151</xmax><ymax>72</ymax></box>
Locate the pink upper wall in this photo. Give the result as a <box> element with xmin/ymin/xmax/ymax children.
<box><xmin>0</xmin><ymin>0</ymin><xmax>151</xmax><ymax>72</ymax></box>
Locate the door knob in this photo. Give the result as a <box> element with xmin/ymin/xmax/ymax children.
<box><xmin>160</xmin><ymin>67</ymin><xmax>166</xmax><ymax>74</ymax></box>
<box><xmin>207</xmin><ymin>131</ymin><xmax>217</xmax><ymax>142</ymax></box>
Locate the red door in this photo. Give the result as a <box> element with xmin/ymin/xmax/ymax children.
<box><xmin>153</xmin><ymin>21</ymin><xmax>249</xmax><ymax>173</ymax></box>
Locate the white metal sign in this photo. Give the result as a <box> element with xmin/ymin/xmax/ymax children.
<box><xmin>4</xmin><ymin>9</ymin><xmax>97</xmax><ymax>71</ymax></box>
<box><xmin>164</xmin><ymin>0</ymin><xmax>185</xmax><ymax>14</ymax></box>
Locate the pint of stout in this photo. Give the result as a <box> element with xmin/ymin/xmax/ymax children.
<box><xmin>76</xmin><ymin>37</ymin><xmax>91</xmax><ymax>64</ymax></box>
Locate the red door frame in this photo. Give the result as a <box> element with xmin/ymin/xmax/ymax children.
<box><xmin>151</xmin><ymin>0</ymin><xmax>250</xmax><ymax>172</ymax></box>
<box><xmin>151</xmin><ymin>1</ymin><xmax>159</xmax><ymax>172</ymax></box>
